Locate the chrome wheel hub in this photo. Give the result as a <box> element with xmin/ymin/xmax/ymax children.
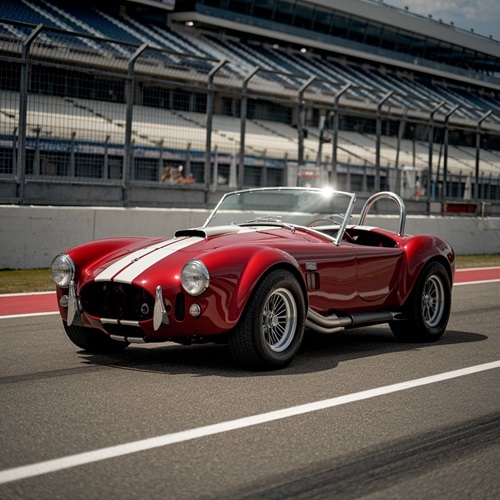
<box><xmin>422</xmin><ymin>275</ymin><xmax>445</xmax><ymax>328</ymax></box>
<box><xmin>262</xmin><ymin>288</ymin><xmax>297</xmax><ymax>352</ymax></box>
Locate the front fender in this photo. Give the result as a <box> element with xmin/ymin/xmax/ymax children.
<box><xmin>204</xmin><ymin>245</ymin><xmax>303</xmax><ymax>325</ymax></box>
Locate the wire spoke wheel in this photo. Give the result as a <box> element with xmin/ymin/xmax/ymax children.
<box><xmin>262</xmin><ymin>288</ymin><xmax>297</xmax><ymax>352</ymax></box>
<box><xmin>422</xmin><ymin>275</ymin><xmax>445</xmax><ymax>328</ymax></box>
<box><xmin>228</xmin><ymin>269</ymin><xmax>305</xmax><ymax>370</ymax></box>
<box><xmin>390</xmin><ymin>261</ymin><xmax>451</xmax><ymax>343</ymax></box>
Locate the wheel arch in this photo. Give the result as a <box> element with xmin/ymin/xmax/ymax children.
<box><xmin>227</xmin><ymin>265</ymin><xmax>308</xmax><ymax>370</ymax></box>
<box><xmin>222</xmin><ymin>247</ymin><xmax>308</xmax><ymax>325</ymax></box>
<box><xmin>401</xmin><ymin>234</ymin><xmax>455</xmax><ymax>302</ymax></box>
<box><xmin>255</xmin><ymin>261</ymin><xmax>308</xmax><ymax>309</ymax></box>
<box><xmin>427</xmin><ymin>254</ymin><xmax>454</xmax><ymax>285</ymax></box>
<box><xmin>390</xmin><ymin>255</ymin><xmax>453</xmax><ymax>342</ymax></box>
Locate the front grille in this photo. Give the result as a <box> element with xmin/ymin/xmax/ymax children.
<box><xmin>81</xmin><ymin>282</ymin><xmax>154</xmax><ymax>321</ymax></box>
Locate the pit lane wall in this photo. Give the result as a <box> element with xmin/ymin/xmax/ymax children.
<box><xmin>1</xmin><ymin>205</ymin><xmax>499</xmax><ymax>269</ymax></box>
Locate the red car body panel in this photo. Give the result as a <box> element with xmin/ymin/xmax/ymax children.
<box><xmin>54</xmin><ymin>222</ymin><xmax>455</xmax><ymax>343</ymax></box>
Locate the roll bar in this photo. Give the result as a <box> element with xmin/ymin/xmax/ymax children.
<box><xmin>358</xmin><ymin>191</ymin><xmax>406</xmax><ymax>236</ymax></box>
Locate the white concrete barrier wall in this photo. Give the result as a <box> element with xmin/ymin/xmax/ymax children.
<box><xmin>1</xmin><ymin>205</ymin><xmax>499</xmax><ymax>269</ymax></box>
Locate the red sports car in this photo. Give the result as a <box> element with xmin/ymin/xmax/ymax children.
<box><xmin>51</xmin><ymin>188</ymin><xmax>455</xmax><ymax>370</ymax></box>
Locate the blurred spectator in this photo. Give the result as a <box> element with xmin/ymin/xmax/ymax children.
<box><xmin>161</xmin><ymin>166</ymin><xmax>173</xmax><ymax>183</ymax></box>
<box><xmin>162</xmin><ymin>165</ymin><xmax>195</xmax><ymax>184</ymax></box>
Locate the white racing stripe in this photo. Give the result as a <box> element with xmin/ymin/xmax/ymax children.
<box><xmin>113</xmin><ymin>237</ymin><xmax>203</xmax><ymax>283</ymax></box>
<box><xmin>94</xmin><ymin>240</ymin><xmax>172</xmax><ymax>282</ymax></box>
<box><xmin>95</xmin><ymin>237</ymin><xmax>202</xmax><ymax>283</ymax></box>
<box><xmin>0</xmin><ymin>360</ymin><xmax>499</xmax><ymax>485</ymax></box>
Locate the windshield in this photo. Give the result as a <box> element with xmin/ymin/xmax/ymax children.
<box><xmin>203</xmin><ymin>187</ymin><xmax>356</xmax><ymax>244</ymax></box>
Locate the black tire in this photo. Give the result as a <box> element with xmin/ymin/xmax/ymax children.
<box><xmin>228</xmin><ymin>269</ymin><xmax>306</xmax><ymax>370</ymax></box>
<box><xmin>390</xmin><ymin>261</ymin><xmax>451</xmax><ymax>342</ymax></box>
<box><xmin>63</xmin><ymin>322</ymin><xmax>129</xmax><ymax>353</ymax></box>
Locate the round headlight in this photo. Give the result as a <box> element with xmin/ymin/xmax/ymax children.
<box><xmin>181</xmin><ymin>260</ymin><xmax>209</xmax><ymax>296</ymax></box>
<box><xmin>51</xmin><ymin>254</ymin><xmax>75</xmax><ymax>288</ymax></box>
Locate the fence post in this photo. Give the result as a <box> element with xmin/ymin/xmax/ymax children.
<box><xmin>69</xmin><ymin>131</ymin><xmax>76</xmax><ymax>177</ymax></box>
<box><xmin>157</xmin><ymin>139</ymin><xmax>164</xmax><ymax>181</ymax></box>
<box><xmin>211</xmin><ymin>145</ymin><xmax>219</xmax><ymax>192</ymax></box>
<box><xmin>33</xmin><ymin>128</ymin><xmax>41</xmax><ymax>176</ymax></box>
<box><xmin>427</xmin><ymin>101</ymin><xmax>445</xmax><ymax>207</ymax></box>
<box><xmin>331</xmin><ymin>83</ymin><xmax>351</xmax><ymax>188</ymax></box>
<box><xmin>16</xmin><ymin>24</ymin><xmax>43</xmax><ymax>204</ymax></box>
<box><xmin>123</xmin><ymin>43</ymin><xmax>148</xmax><ymax>207</ymax></box>
<box><xmin>393</xmin><ymin>107</ymin><xmax>408</xmax><ymax>195</ymax></box>
<box><xmin>103</xmin><ymin>135</ymin><xmax>110</xmax><ymax>180</ymax></box>
<box><xmin>12</xmin><ymin>127</ymin><xmax>18</xmax><ymax>174</ymax></box>
<box><xmin>474</xmin><ymin>110</ymin><xmax>493</xmax><ymax>214</ymax></box>
<box><xmin>441</xmin><ymin>105</ymin><xmax>459</xmax><ymax>204</ymax></box>
<box><xmin>375</xmin><ymin>91</ymin><xmax>393</xmax><ymax>193</ymax></box>
<box><xmin>238</xmin><ymin>67</ymin><xmax>259</xmax><ymax>188</ymax></box>
<box><xmin>297</xmin><ymin>76</ymin><xmax>315</xmax><ymax>169</ymax></box>
<box><xmin>205</xmin><ymin>59</ymin><xmax>227</xmax><ymax>192</ymax></box>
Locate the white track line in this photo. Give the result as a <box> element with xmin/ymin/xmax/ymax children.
<box><xmin>0</xmin><ymin>291</ymin><xmax>55</xmax><ymax>298</ymax></box>
<box><xmin>455</xmin><ymin>279</ymin><xmax>500</xmax><ymax>286</ymax></box>
<box><xmin>0</xmin><ymin>312</ymin><xmax>59</xmax><ymax>319</ymax></box>
<box><xmin>458</xmin><ymin>266</ymin><xmax>500</xmax><ymax>271</ymax></box>
<box><xmin>1</xmin><ymin>360</ymin><xmax>499</xmax><ymax>486</ymax></box>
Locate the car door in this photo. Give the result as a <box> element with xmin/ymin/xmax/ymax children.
<box><xmin>354</xmin><ymin>245</ymin><xmax>405</xmax><ymax>303</ymax></box>
<box><xmin>302</xmin><ymin>242</ymin><xmax>358</xmax><ymax>313</ymax></box>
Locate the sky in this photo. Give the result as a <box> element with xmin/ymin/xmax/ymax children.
<box><xmin>379</xmin><ymin>0</ymin><xmax>500</xmax><ymax>41</ymax></box>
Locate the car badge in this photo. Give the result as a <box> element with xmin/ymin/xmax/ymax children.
<box><xmin>305</xmin><ymin>261</ymin><xmax>317</xmax><ymax>271</ymax></box>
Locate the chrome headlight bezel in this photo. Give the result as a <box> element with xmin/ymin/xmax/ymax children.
<box><xmin>181</xmin><ymin>260</ymin><xmax>210</xmax><ymax>296</ymax></box>
<box><xmin>50</xmin><ymin>254</ymin><xmax>75</xmax><ymax>288</ymax></box>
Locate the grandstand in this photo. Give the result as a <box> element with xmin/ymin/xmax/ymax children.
<box><xmin>0</xmin><ymin>0</ymin><xmax>499</xmax><ymax>212</ymax></box>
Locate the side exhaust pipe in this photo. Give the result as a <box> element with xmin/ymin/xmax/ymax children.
<box><xmin>306</xmin><ymin>309</ymin><xmax>399</xmax><ymax>334</ymax></box>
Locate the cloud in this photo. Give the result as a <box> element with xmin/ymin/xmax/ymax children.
<box><xmin>382</xmin><ymin>0</ymin><xmax>500</xmax><ymax>39</ymax></box>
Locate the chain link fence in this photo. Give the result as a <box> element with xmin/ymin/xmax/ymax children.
<box><xmin>0</xmin><ymin>20</ymin><xmax>499</xmax><ymax>212</ymax></box>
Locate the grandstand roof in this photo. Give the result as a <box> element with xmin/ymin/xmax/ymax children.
<box><xmin>167</xmin><ymin>0</ymin><xmax>500</xmax><ymax>90</ymax></box>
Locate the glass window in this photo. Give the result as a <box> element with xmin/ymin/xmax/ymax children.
<box><xmin>408</xmin><ymin>34</ymin><xmax>427</xmax><ymax>58</ymax></box>
<box><xmin>364</xmin><ymin>22</ymin><xmax>384</xmax><ymax>46</ymax></box>
<box><xmin>275</xmin><ymin>0</ymin><xmax>294</xmax><ymax>24</ymax></box>
<box><xmin>294</xmin><ymin>3</ymin><xmax>313</xmax><ymax>30</ymax></box>
<box><xmin>332</xmin><ymin>13</ymin><xmax>350</xmax><ymax>38</ymax></box>
<box><xmin>228</xmin><ymin>0</ymin><xmax>250</xmax><ymax>15</ymax></box>
<box><xmin>252</xmin><ymin>0</ymin><xmax>274</xmax><ymax>19</ymax></box>
<box><xmin>437</xmin><ymin>42</ymin><xmax>453</xmax><ymax>62</ymax></box>
<box><xmin>395</xmin><ymin>32</ymin><xmax>412</xmax><ymax>53</ymax></box>
<box><xmin>312</xmin><ymin>8</ymin><xmax>333</xmax><ymax>34</ymax></box>
<box><xmin>348</xmin><ymin>18</ymin><xmax>367</xmax><ymax>43</ymax></box>
<box><xmin>379</xmin><ymin>27</ymin><xmax>398</xmax><ymax>51</ymax></box>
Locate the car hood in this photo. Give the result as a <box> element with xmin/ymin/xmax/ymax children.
<box><xmin>79</xmin><ymin>224</ymin><xmax>320</xmax><ymax>292</ymax></box>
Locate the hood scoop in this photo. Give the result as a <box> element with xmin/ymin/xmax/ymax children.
<box><xmin>175</xmin><ymin>225</ymin><xmax>243</xmax><ymax>238</ymax></box>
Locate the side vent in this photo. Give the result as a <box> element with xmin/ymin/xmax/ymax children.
<box><xmin>305</xmin><ymin>272</ymin><xmax>320</xmax><ymax>291</ymax></box>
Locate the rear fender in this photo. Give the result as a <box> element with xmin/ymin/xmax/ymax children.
<box><xmin>400</xmin><ymin>235</ymin><xmax>455</xmax><ymax>302</ymax></box>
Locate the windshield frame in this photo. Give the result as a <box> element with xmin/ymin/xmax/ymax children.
<box><xmin>203</xmin><ymin>187</ymin><xmax>356</xmax><ymax>246</ymax></box>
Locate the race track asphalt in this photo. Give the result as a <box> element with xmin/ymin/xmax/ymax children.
<box><xmin>0</xmin><ymin>275</ymin><xmax>499</xmax><ymax>499</ymax></box>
